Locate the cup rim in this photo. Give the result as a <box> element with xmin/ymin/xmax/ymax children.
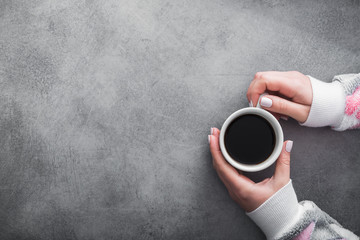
<box><xmin>219</xmin><ymin>107</ymin><xmax>284</xmax><ymax>172</ymax></box>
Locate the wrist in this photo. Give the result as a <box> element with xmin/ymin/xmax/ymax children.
<box><xmin>300</xmin><ymin>76</ymin><xmax>346</xmax><ymax>128</ymax></box>
<box><xmin>246</xmin><ymin>180</ymin><xmax>302</xmax><ymax>240</ymax></box>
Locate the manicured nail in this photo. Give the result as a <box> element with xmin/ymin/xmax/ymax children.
<box><xmin>280</xmin><ymin>116</ymin><xmax>288</xmax><ymax>121</ymax></box>
<box><xmin>249</xmin><ymin>100</ymin><xmax>253</xmax><ymax>107</ymax></box>
<box><xmin>285</xmin><ymin>141</ymin><xmax>293</xmax><ymax>153</ymax></box>
<box><xmin>260</xmin><ymin>97</ymin><xmax>272</xmax><ymax>108</ymax></box>
<box><xmin>208</xmin><ymin>135</ymin><xmax>211</xmax><ymax>144</ymax></box>
<box><xmin>210</xmin><ymin>128</ymin><xmax>214</xmax><ymax>135</ymax></box>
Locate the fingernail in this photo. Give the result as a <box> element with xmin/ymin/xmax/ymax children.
<box><xmin>280</xmin><ymin>116</ymin><xmax>288</xmax><ymax>121</ymax></box>
<box><xmin>260</xmin><ymin>97</ymin><xmax>272</xmax><ymax>108</ymax></box>
<box><xmin>286</xmin><ymin>140</ymin><xmax>293</xmax><ymax>153</ymax></box>
<box><xmin>210</xmin><ymin>128</ymin><xmax>214</xmax><ymax>135</ymax></box>
<box><xmin>208</xmin><ymin>135</ymin><xmax>211</xmax><ymax>144</ymax></box>
<box><xmin>249</xmin><ymin>100</ymin><xmax>253</xmax><ymax>107</ymax></box>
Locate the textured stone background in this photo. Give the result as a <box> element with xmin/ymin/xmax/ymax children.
<box><xmin>1</xmin><ymin>0</ymin><xmax>359</xmax><ymax>239</ymax></box>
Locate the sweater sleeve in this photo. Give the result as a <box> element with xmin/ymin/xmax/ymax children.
<box><xmin>246</xmin><ymin>180</ymin><xmax>359</xmax><ymax>240</ymax></box>
<box><xmin>301</xmin><ymin>73</ymin><xmax>360</xmax><ymax>131</ymax></box>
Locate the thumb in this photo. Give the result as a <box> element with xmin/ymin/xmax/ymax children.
<box><xmin>259</xmin><ymin>95</ymin><xmax>310</xmax><ymax>123</ymax></box>
<box><xmin>273</xmin><ymin>141</ymin><xmax>293</xmax><ymax>184</ymax></box>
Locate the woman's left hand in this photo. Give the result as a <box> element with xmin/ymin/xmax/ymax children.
<box><xmin>209</xmin><ymin>128</ymin><xmax>293</xmax><ymax>212</ymax></box>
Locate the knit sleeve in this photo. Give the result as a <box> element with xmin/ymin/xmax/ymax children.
<box><xmin>246</xmin><ymin>180</ymin><xmax>359</xmax><ymax>240</ymax></box>
<box><xmin>301</xmin><ymin>73</ymin><xmax>360</xmax><ymax>131</ymax></box>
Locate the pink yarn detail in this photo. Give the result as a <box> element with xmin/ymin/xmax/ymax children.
<box><xmin>345</xmin><ymin>86</ymin><xmax>360</xmax><ymax>116</ymax></box>
<box><xmin>293</xmin><ymin>222</ymin><xmax>315</xmax><ymax>240</ymax></box>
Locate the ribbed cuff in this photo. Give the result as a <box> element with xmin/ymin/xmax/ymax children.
<box><xmin>301</xmin><ymin>76</ymin><xmax>345</xmax><ymax>128</ymax></box>
<box><xmin>246</xmin><ymin>180</ymin><xmax>301</xmax><ymax>240</ymax></box>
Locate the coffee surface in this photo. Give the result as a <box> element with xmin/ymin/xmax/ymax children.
<box><xmin>224</xmin><ymin>114</ymin><xmax>275</xmax><ymax>165</ymax></box>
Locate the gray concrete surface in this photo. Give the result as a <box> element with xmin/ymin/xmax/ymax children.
<box><xmin>1</xmin><ymin>0</ymin><xmax>359</xmax><ymax>239</ymax></box>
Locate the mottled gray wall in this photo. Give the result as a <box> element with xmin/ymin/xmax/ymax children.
<box><xmin>0</xmin><ymin>0</ymin><xmax>359</xmax><ymax>239</ymax></box>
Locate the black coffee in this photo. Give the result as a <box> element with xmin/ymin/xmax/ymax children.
<box><xmin>224</xmin><ymin>114</ymin><xmax>275</xmax><ymax>165</ymax></box>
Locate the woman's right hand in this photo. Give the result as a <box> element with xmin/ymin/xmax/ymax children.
<box><xmin>247</xmin><ymin>71</ymin><xmax>313</xmax><ymax>123</ymax></box>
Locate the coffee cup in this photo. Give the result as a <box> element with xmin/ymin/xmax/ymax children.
<box><xmin>219</xmin><ymin>96</ymin><xmax>284</xmax><ymax>172</ymax></box>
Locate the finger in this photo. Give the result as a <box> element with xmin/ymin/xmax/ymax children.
<box><xmin>247</xmin><ymin>74</ymin><xmax>263</xmax><ymax>104</ymax></box>
<box><xmin>259</xmin><ymin>95</ymin><xmax>310</xmax><ymax>122</ymax></box>
<box><xmin>209</xmin><ymin>134</ymin><xmax>240</xmax><ymax>184</ymax></box>
<box><xmin>209</xmin><ymin>134</ymin><xmax>254</xmax><ymax>189</ymax></box>
<box><xmin>210</xmin><ymin>132</ymin><xmax>230</xmax><ymax>192</ymax></box>
<box><xmin>247</xmin><ymin>71</ymin><xmax>278</xmax><ymax>103</ymax></box>
<box><xmin>248</xmin><ymin>72</ymin><xmax>300</xmax><ymax>107</ymax></box>
<box><xmin>212</xmin><ymin>127</ymin><xmax>220</xmax><ymax>138</ymax></box>
<box><xmin>219</xmin><ymin>172</ymin><xmax>233</xmax><ymax>192</ymax></box>
<box><xmin>273</xmin><ymin>141</ymin><xmax>293</xmax><ymax>184</ymax></box>
<box><xmin>246</xmin><ymin>77</ymin><xmax>257</xmax><ymax>102</ymax></box>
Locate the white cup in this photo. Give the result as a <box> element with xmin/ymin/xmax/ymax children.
<box><xmin>219</xmin><ymin>99</ymin><xmax>284</xmax><ymax>172</ymax></box>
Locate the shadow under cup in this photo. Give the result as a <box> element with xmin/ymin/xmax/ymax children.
<box><xmin>219</xmin><ymin>108</ymin><xmax>284</xmax><ymax>172</ymax></box>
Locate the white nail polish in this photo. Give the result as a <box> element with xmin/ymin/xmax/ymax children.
<box><xmin>286</xmin><ymin>141</ymin><xmax>293</xmax><ymax>153</ymax></box>
<box><xmin>210</xmin><ymin>128</ymin><xmax>214</xmax><ymax>135</ymax></box>
<box><xmin>249</xmin><ymin>100</ymin><xmax>253</xmax><ymax>107</ymax></box>
<box><xmin>280</xmin><ymin>116</ymin><xmax>289</xmax><ymax>121</ymax></box>
<box><xmin>208</xmin><ymin>135</ymin><xmax>211</xmax><ymax>144</ymax></box>
<box><xmin>260</xmin><ymin>97</ymin><xmax>272</xmax><ymax>108</ymax></box>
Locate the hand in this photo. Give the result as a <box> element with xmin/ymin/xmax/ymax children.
<box><xmin>247</xmin><ymin>71</ymin><xmax>312</xmax><ymax>123</ymax></box>
<box><xmin>209</xmin><ymin>128</ymin><xmax>293</xmax><ymax>212</ymax></box>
